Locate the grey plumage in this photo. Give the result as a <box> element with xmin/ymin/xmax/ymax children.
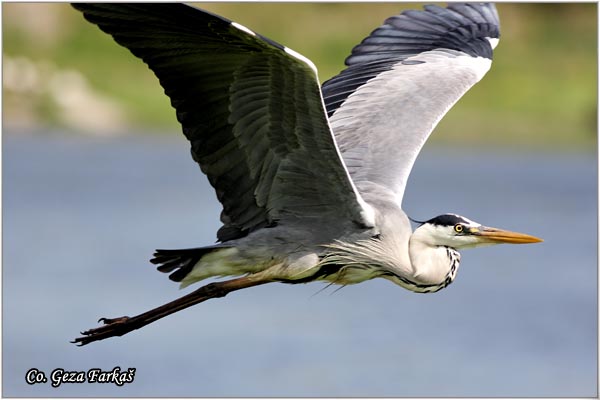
<box><xmin>322</xmin><ymin>3</ymin><xmax>500</xmax><ymax>116</ymax></box>
<box><xmin>71</xmin><ymin>3</ymin><xmax>541</xmax><ymax>346</ymax></box>
<box><xmin>74</xmin><ymin>3</ymin><xmax>369</xmax><ymax>245</ymax></box>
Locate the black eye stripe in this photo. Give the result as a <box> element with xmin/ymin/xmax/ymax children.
<box><xmin>426</xmin><ymin>214</ymin><xmax>470</xmax><ymax>227</ymax></box>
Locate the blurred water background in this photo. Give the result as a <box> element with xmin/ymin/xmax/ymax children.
<box><xmin>4</xmin><ymin>129</ymin><xmax>597</xmax><ymax>397</ymax></box>
<box><xmin>2</xmin><ymin>2</ymin><xmax>598</xmax><ymax>397</ymax></box>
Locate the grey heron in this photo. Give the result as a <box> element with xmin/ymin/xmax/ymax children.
<box><xmin>71</xmin><ymin>3</ymin><xmax>542</xmax><ymax>346</ymax></box>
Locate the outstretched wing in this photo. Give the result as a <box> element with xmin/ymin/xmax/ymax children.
<box><xmin>321</xmin><ymin>3</ymin><xmax>500</xmax><ymax>205</ymax></box>
<box><xmin>73</xmin><ymin>3</ymin><xmax>373</xmax><ymax>242</ymax></box>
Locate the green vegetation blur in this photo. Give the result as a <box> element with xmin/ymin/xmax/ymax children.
<box><xmin>3</xmin><ymin>3</ymin><xmax>597</xmax><ymax>149</ymax></box>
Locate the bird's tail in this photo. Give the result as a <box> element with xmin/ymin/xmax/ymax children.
<box><xmin>150</xmin><ymin>246</ymin><xmax>231</xmax><ymax>283</ymax></box>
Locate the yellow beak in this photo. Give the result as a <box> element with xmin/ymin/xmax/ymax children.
<box><xmin>472</xmin><ymin>226</ymin><xmax>543</xmax><ymax>244</ymax></box>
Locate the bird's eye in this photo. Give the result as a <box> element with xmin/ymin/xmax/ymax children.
<box><xmin>454</xmin><ymin>224</ymin><xmax>464</xmax><ymax>233</ymax></box>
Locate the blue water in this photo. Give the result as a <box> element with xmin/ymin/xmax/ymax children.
<box><xmin>3</xmin><ymin>129</ymin><xmax>597</xmax><ymax>397</ymax></box>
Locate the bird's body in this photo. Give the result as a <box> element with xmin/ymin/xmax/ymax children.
<box><xmin>173</xmin><ymin>202</ymin><xmax>449</xmax><ymax>292</ymax></box>
<box><xmin>71</xmin><ymin>3</ymin><xmax>542</xmax><ymax>345</ymax></box>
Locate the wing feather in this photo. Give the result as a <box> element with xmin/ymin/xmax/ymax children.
<box><xmin>73</xmin><ymin>3</ymin><xmax>372</xmax><ymax>242</ymax></box>
<box><xmin>322</xmin><ymin>3</ymin><xmax>500</xmax><ymax>205</ymax></box>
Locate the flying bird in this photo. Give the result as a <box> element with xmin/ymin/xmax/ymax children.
<box><xmin>71</xmin><ymin>3</ymin><xmax>541</xmax><ymax>346</ymax></box>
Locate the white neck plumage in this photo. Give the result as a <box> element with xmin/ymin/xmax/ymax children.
<box><xmin>319</xmin><ymin>231</ymin><xmax>461</xmax><ymax>294</ymax></box>
<box><xmin>384</xmin><ymin>238</ymin><xmax>461</xmax><ymax>293</ymax></box>
<box><xmin>382</xmin><ymin>224</ymin><xmax>462</xmax><ymax>293</ymax></box>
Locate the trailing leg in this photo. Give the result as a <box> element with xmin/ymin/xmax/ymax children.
<box><xmin>71</xmin><ymin>276</ymin><xmax>269</xmax><ymax>346</ymax></box>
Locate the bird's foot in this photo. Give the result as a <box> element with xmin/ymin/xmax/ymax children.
<box><xmin>72</xmin><ymin>277</ymin><xmax>269</xmax><ymax>346</ymax></box>
<box><xmin>97</xmin><ymin>316</ymin><xmax>130</xmax><ymax>325</ymax></box>
<box><xmin>71</xmin><ymin>315</ymin><xmax>132</xmax><ymax>346</ymax></box>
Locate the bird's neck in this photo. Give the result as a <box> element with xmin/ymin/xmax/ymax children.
<box><xmin>384</xmin><ymin>237</ymin><xmax>460</xmax><ymax>293</ymax></box>
<box><xmin>411</xmin><ymin>237</ymin><xmax>460</xmax><ymax>279</ymax></box>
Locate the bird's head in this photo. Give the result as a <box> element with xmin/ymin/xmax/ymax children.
<box><xmin>411</xmin><ymin>213</ymin><xmax>543</xmax><ymax>250</ymax></box>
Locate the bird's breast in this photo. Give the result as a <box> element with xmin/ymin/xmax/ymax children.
<box><xmin>323</xmin><ymin>265</ymin><xmax>383</xmax><ymax>285</ymax></box>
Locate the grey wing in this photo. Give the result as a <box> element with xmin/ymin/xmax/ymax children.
<box><xmin>321</xmin><ymin>3</ymin><xmax>500</xmax><ymax>205</ymax></box>
<box><xmin>73</xmin><ymin>3</ymin><xmax>373</xmax><ymax>242</ymax></box>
